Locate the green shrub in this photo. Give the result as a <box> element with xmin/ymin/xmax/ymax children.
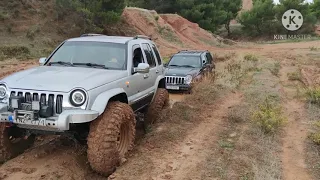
<box><xmin>269</xmin><ymin>62</ymin><xmax>281</xmax><ymax>77</ymax></box>
<box><xmin>287</xmin><ymin>71</ymin><xmax>302</xmax><ymax>81</ymax></box>
<box><xmin>309</xmin><ymin>132</ymin><xmax>320</xmax><ymax>145</ymax></box>
<box><xmin>6</xmin><ymin>23</ymin><xmax>13</xmax><ymax>33</ymax></box>
<box><xmin>0</xmin><ymin>11</ymin><xmax>10</xmax><ymax>21</ymax></box>
<box><xmin>306</xmin><ymin>88</ymin><xmax>320</xmax><ymax>105</ymax></box>
<box><xmin>154</xmin><ymin>15</ymin><xmax>159</xmax><ymax>21</ymax></box>
<box><xmin>244</xmin><ymin>54</ymin><xmax>258</xmax><ymax>62</ymax></box>
<box><xmin>309</xmin><ymin>121</ymin><xmax>320</xmax><ymax>145</ymax></box>
<box><xmin>0</xmin><ymin>46</ymin><xmax>30</xmax><ymax>59</ymax></box>
<box><xmin>310</xmin><ymin>46</ymin><xmax>319</xmax><ymax>51</ymax></box>
<box><xmin>26</xmin><ymin>25</ymin><xmax>40</xmax><ymax>40</ymax></box>
<box><xmin>252</xmin><ymin>97</ymin><xmax>286</xmax><ymax>134</ymax></box>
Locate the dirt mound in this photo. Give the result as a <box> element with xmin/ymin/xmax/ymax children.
<box><xmin>161</xmin><ymin>14</ymin><xmax>221</xmax><ymax>47</ymax></box>
<box><xmin>122</xmin><ymin>8</ymin><xmax>227</xmax><ymax>56</ymax></box>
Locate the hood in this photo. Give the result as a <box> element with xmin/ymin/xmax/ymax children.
<box><xmin>1</xmin><ymin>66</ymin><xmax>127</xmax><ymax>92</ymax></box>
<box><xmin>165</xmin><ymin>67</ymin><xmax>201</xmax><ymax>77</ymax></box>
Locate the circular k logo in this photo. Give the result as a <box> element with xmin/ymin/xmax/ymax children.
<box><xmin>282</xmin><ymin>9</ymin><xmax>303</xmax><ymax>31</ymax></box>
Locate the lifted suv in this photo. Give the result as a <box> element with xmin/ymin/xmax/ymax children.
<box><xmin>164</xmin><ymin>50</ymin><xmax>215</xmax><ymax>92</ymax></box>
<box><xmin>0</xmin><ymin>34</ymin><xmax>169</xmax><ymax>176</ymax></box>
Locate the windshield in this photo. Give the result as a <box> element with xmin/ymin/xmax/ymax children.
<box><xmin>47</xmin><ymin>41</ymin><xmax>127</xmax><ymax>70</ymax></box>
<box><xmin>168</xmin><ymin>55</ymin><xmax>201</xmax><ymax>68</ymax></box>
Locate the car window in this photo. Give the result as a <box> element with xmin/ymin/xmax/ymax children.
<box><xmin>142</xmin><ymin>43</ymin><xmax>156</xmax><ymax>68</ymax></box>
<box><xmin>168</xmin><ymin>55</ymin><xmax>201</xmax><ymax>68</ymax></box>
<box><xmin>151</xmin><ymin>44</ymin><xmax>162</xmax><ymax>65</ymax></box>
<box><xmin>206</xmin><ymin>52</ymin><xmax>213</xmax><ymax>63</ymax></box>
<box><xmin>132</xmin><ymin>44</ymin><xmax>145</xmax><ymax>68</ymax></box>
<box><xmin>48</xmin><ymin>41</ymin><xmax>127</xmax><ymax>70</ymax></box>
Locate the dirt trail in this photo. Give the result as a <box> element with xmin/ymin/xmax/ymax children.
<box><xmin>128</xmin><ymin>92</ymin><xmax>242</xmax><ymax>180</ymax></box>
<box><xmin>280</xmin><ymin>65</ymin><xmax>312</xmax><ymax>180</ymax></box>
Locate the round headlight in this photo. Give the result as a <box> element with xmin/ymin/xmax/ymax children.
<box><xmin>185</xmin><ymin>75</ymin><xmax>193</xmax><ymax>84</ymax></box>
<box><xmin>0</xmin><ymin>85</ymin><xmax>7</xmax><ymax>100</ymax></box>
<box><xmin>70</xmin><ymin>90</ymin><xmax>86</xmax><ymax>107</ymax></box>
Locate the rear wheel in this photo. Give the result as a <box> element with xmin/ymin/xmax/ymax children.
<box><xmin>0</xmin><ymin>123</ymin><xmax>35</xmax><ymax>162</ymax></box>
<box><xmin>144</xmin><ymin>88</ymin><xmax>169</xmax><ymax>126</ymax></box>
<box><xmin>87</xmin><ymin>102</ymin><xmax>136</xmax><ymax>176</ymax></box>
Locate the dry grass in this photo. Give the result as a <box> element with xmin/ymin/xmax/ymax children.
<box><xmin>269</xmin><ymin>62</ymin><xmax>281</xmax><ymax>77</ymax></box>
<box><xmin>305</xmin><ymin>101</ymin><xmax>320</xmax><ymax>179</ymax></box>
<box><xmin>215</xmin><ymin>53</ymin><xmax>260</xmax><ymax>89</ymax></box>
<box><xmin>198</xmin><ymin>57</ymin><xmax>284</xmax><ymax>179</ymax></box>
<box><xmin>214</xmin><ymin>51</ymin><xmax>236</xmax><ymax>62</ymax></box>
<box><xmin>227</xmin><ymin>104</ymin><xmax>250</xmax><ymax>123</ymax></box>
<box><xmin>287</xmin><ymin>71</ymin><xmax>302</xmax><ymax>82</ymax></box>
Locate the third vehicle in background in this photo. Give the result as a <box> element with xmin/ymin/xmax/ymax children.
<box><xmin>164</xmin><ymin>50</ymin><xmax>215</xmax><ymax>93</ymax></box>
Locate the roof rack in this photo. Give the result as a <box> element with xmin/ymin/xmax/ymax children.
<box><xmin>178</xmin><ymin>50</ymin><xmax>207</xmax><ymax>53</ymax></box>
<box><xmin>133</xmin><ymin>35</ymin><xmax>151</xmax><ymax>40</ymax></box>
<box><xmin>80</xmin><ymin>33</ymin><xmax>106</xmax><ymax>37</ymax></box>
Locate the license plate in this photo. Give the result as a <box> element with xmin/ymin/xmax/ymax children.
<box><xmin>15</xmin><ymin>118</ymin><xmax>46</xmax><ymax>126</ymax></box>
<box><xmin>166</xmin><ymin>85</ymin><xmax>179</xmax><ymax>90</ymax></box>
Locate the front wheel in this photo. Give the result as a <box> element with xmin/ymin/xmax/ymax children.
<box><xmin>87</xmin><ymin>102</ymin><xmax>136</xmax><ymax>176</ymax></box>
<box><xmin>144</xmin><ymin>88</ymin><xmax>169</xmax><ymax>126</ymax></box>
<box><xmin>0</xmin><ymin>123</ymin><xmax>35</xmax><ymax>162</ymax></box>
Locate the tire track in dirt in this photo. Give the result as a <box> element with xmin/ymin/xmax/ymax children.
<box><xmin>135</xmin><ymin>92</ymin><xmax>243</xmax><ymax>180</ymax></box>
<box><xmin>280</xmin><ymin>65</ymin><xmax>312</xmax><ymax>180</ymax></box>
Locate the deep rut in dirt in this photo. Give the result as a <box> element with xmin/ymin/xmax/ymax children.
<box><xmin>113</xmin><ymin>92</ymin><xmax>242</xmax><ymax>180</ymax></box>
<box><xmin>280</xmin><ymin>65</ymin><xmax>312</xmax><ymax>180</ymax></box>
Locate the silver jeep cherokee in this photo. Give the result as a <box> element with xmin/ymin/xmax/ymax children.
<box><xmin>0</xmin><ymin>34</ymin><xmax>169</xmax><ymax>176</ymax></box>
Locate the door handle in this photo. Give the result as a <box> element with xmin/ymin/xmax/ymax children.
<box><xmin>143</xmin><ymin>74</ymin><xmax>149</xmax><ymax>79</ymax></box>
<box><xmin>156</xmin><ymin>70</ymin><xmax>159</xmax><ymax>74</ymax></box>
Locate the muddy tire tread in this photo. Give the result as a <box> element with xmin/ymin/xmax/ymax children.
<box><xmin>87</xmin><ymin>101</ymin><xmax>136</xmax><ymax>176</ymax></box>
<box><xmin>145</xmin><ymin>88</ymin><xmax>169</xmax><ymax>124</ymax></box>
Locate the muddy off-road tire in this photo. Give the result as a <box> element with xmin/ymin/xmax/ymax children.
<box><xmin>0</xmin><ymin>123</ymin><xmax>35</xmax><ymax>162</ymax></box>
<box><xmin>87</xmin><ymin>101</ymin><xmax>136</xmax><ymax>176</ymax></box>
<box><xmin>145</xmin><ymin>88</ymin><xmax>169</xmax><ymax>125</ymax></box>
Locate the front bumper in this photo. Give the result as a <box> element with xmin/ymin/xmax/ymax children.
<box><xmin>166</xmin><ymin>84</ymin><xmax>191</xmax><ymax>91</ymax></box>
<box><xmin>0</xmin><ymin>103</ymin><xmax>99</xmax><ymax>132</ymax></box>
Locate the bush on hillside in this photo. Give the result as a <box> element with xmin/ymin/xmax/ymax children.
<box><xmin>0</xmin><ymin>46</ymin><xmax>30</xmax><ymax>60</ymax></box>
<box><xmin>55</xmin><ymin>0</ymin><xmax>125</xmax><ymax>32</ymax></box>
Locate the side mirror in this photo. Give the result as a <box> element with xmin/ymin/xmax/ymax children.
<box><xmin>134</xmin><ymin>63</ymin><xmax>150</xmax><ymax>73</ymax></box>
<box><xmin>39</xmin><ymin>57</ymin><xmax>46</xmax><ymax>65</ymax></box>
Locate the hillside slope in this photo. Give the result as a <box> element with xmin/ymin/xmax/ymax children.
<box><xmin>0</xmin><ymin>1</ymin><xmax>229</xmax><ymax>60</ymax></box>
<box><xmin>123</xmin><ymin>8</ymin><xmax>226</xmax><ymax>56</ymax></box>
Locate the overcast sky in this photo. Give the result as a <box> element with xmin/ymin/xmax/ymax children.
<box><xmin>273</xmin><ymin>0</ymin><xmax>314</xmax><ymax>4</ymax></box>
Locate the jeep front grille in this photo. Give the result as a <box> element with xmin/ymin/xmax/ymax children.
<box><xmin>10</xmin><ymin>91</ymin><xmax>64</xmax><ymax>115</ymax></box>
<box><xmin>165</xmin><ymin>76</ymin><xmax>185</xmax><ymax>84</ymax></box>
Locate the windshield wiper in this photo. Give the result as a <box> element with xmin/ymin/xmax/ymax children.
<box><xmin>179</xmin><ymin>65</ymin><xmax>196</xmax><ymax>68</ymax></box>
<box><xmin>73</xmin><ymin>63</ymin><xmax>109</xmax><ymax>69</ymax></box>
<box><xmin>49</xmin><ymin>61</ymin><xmax>74</xmax><ymax>67</ymax></box>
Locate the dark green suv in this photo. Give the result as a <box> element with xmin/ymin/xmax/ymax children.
<box><xmin>164</xmin><ymin>50</ymin><xmax>215</xmax><ymax>92</ymax></box>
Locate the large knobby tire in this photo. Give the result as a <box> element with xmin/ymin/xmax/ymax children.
<box><xmin>87</xmin><ymin>101</ymin><xmax>136</xmax><ymax>176</ymax></box>
<box><xmin>0</xmin><ymin>123</ymin><xmax>35</xmax><ymax>162</ymax></box>
<box><xmin>145</xmin><ymin>88</ymin><xmax>169</xmax><ymax>125</ymax></box>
